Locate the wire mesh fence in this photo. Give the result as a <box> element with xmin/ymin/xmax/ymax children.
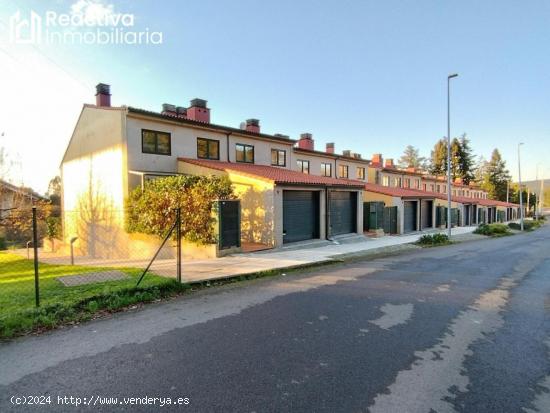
<box><xmin>0</xmin><ymin>206</ymin><xmax>181</xmax><ymax>313</ymax></box>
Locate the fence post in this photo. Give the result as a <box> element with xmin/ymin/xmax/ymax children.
<box><xmin>32</xmin><ymin>206</ymin><xmax>39</xmax><ymax>307</ymax></box>
<box><xmin>176</xmin><ymin>208</ymin><xmax>182</xmax><ymax>283</ymax></box>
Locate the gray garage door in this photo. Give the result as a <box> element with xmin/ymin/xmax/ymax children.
<box><xmin>421</xmin><ymin>200</ymin><xmax>433</xmax><ymax>229</ymax></box>
<box><xmin>283</xmin><ymin>191</ymin><xmax>319</xmax><ymax>243</ymax></box>
<box><xmin>404</xmin><ymin>201</ymin><xmax>417</xmax><ymax>233</ymax></box>
<box><xmin>330</xmin><ymin>191</ymin><xmax>357</xmax><ymax>236</ymax></box>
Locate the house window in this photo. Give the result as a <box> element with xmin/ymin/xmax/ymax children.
<box><xmin>142</xmin><ymin>129</ymin><xmax>171</xmax><ymax>155</ymax></box>
<box><xmin>271</xmin><ymin>149</ymin><xmax>286</xmax><ymax>166</ymax></box>
<box><xmin>430</xmin><ymin>184</ymin><xmax>435</xmax><ymax>192</ymax></box>
<box><xmin>297</xmin><ymin>159</ymin><xmax>310</xmax><ymax>174</ymax></box>
<box><xmin>415</xmin><ymin>179</ymin><xmax>420</xmax><ymax>189</ymax></box>
<box><xmin>383</xmin><ymin>176</ymin><xmax>390</xmax><ymax>187</ymax></box>
<box><xmin>423</xmin><ymin>183</ymin><xmax>427</xmax><ymax>191</ymax></box>
<box><xmin>404</xmin><ymin>178</ymin><xmax>410</xmax><ymax>188</ymax></box>
<box><xmin>339</xmin><ymin>165</ymin><xmax>349</xmax><ymax>178</ymax></box>
<box><xmin>197</xmin><ymin>138</ymin><xmax>219</xmax><ymax>160</ymax></box>
<box><xmin>321</xmin><ymin>163</ymin><xmax>332</xmax><ymax>177</ymax></box>
<box><xmin>436</xmin><ymin>184</ymin><xmax>441</xmax><ymax>193</ymax></box>
<box><xmin>357</xmin><ymin>167</ymin><xmax>365</xmax><ymax>180</ymax></box>
<box><xmin>236</xmin><ymin>143</ymin><xmax>254</xmax><ymax>163</ymax></box>
<box><xmin>394</xmin><ymin>177</ymin><xmax>402</xmax><ymax>187</ymax></box>
<box><xmin>375</xmin><ymin>170</ymin><xmax>381</xmax><ymax>185</ymax></box>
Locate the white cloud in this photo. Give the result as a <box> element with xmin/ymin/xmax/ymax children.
<box><xmin>70</xmin><ymin>0</ymin><xmax>116</xmax><ymax>26</ymax></box>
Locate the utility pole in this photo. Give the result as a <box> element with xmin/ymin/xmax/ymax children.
<box><xmin>518</xmin><ymin>143</ymin><xmax>524</xmax><ymax>231</ymax></box>
<box><xmin>506</xmin><ymin>181</ymin><xmax>509</xmax><ymax>204</ymax></box>
<box><xmin>447</xmin><ymin>73</ymin><xmax>458</xmax><ymax>238</ymax></box>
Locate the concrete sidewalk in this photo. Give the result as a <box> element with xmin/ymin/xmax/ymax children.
<box><xmin>177</xmin><ymin>226</ymin><xmax>477</xmax><ymax>283</ymax></box>
<box><xmin>28</xmin><ymin>227</ymin><xmax>478</xmax><ymax>284</ymax></box>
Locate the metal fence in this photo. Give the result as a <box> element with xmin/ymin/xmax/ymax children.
<box><xmin>0</xmin><ymin>206</ymin><xmax>181</xmax><ymax>308</ymax></box>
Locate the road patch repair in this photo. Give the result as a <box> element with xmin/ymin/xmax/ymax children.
<box><xmin>56</xmin><ymin>271</ymin><xmax>129</xmax><ymax>286</ymax></box>
<box><xmin>369</xmin><ymin>303</ymin><xmax>414</xmax><ymax>330</ymax></box>
<box><xmin>368</xmin><ymin>254</ymin><xmax>545</xmax><ymax>413</ymax></box>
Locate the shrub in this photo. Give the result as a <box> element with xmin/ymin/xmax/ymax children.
<box><xmin>417</xmin><ymin>233</ymin><xmax>450</xmax><ymax>246</ymax></box>
<box><xmin>125</xmin><ymin>175</ymin><xmax>235</xmax><ymax>245</ymax></box>
<box><xmin>0</xmin><ymin>237</ymin><xmax>6</xmax><ymax>250</ymax></box>
<box><xmin>474</xmin><ymin>223</ymin><xmax>511</xmax><ymax>236</ymax></box>
<box><xmin>508</xmin><ymin>220</ymin><xmax>542</xmax><ymax>231</ymax></box>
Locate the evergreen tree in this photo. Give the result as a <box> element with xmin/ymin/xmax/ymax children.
<box><xmin>458</xmin><ymin>134</ymin><xmax>475</xmax><ymax>184</ymax></box>
<box><xmin>430</xmin><ymin>138</ymin><xmax>447</xmax><ymax>175</ymax></box>
<box><xmin>480</xmin><ymin>149</ymin><xmax>511</xmax><ymax>201</ymax></box>
<box><xmin>398</xmin><ymin>145</ymin><xmax>427</xmax><ymax>170</ymax></box>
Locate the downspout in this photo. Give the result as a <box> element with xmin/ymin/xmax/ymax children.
<box><xmin>325</xmin><ymin>185</ymin><xmax>332</xmax><ymax>241</ymax></box>
<box><xmin>226</xmin><ymin>132</ymin><xmax>232</xmax><ymax>162</ymax></box>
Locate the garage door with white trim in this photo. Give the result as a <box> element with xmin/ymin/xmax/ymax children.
<box><xmin>404</xmin><ymin>200</ymin><xmax>417</xmax><ymax>233</ymax></box>
<box><xmin>283</xmin><ymin>191</ymin><xmax>320</xmax><ymax>243</ymax></box>
<box><xmin>329</xmin><ymin>191</ymin><xmax>357</xmax><ymax>236</ymax></box>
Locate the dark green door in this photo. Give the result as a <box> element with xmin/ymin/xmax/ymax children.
<box><xmin>364</xmin><ymin>202</ymin><xmax>384</xmax><ymax>231</ymax></box>
<box><xmin>330</xmin><ymin>191</ymin><xmax>357</xmax><ymax>236</ymax></box>
<box><xmin>403</xmin><ymin>201</ymin><xmax>417</xmax><ymax>233</ymax></box>
<box><xmin>283</xmin><ymin>191</ymin><xmax>319</xmax><ymax>243</ymax></box>
<box><xmin>218</xmin><ymin>200</ymin><xmax>240</xmax><ymax>249</ymax></box>
<box><xmin>383</xmin><ymin>206</ymin><xmax>398</xmax><ymax>234</ymax></box>
<box><xmin>421</xmin><ymin>200</ymin><xmax>433</xmax><ymax>229</ymax></box>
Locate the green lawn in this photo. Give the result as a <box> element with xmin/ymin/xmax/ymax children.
<box><xmin>0</xmin><ymin>252</ymin><xmax>186</xmax><ymax>339</ymax></box>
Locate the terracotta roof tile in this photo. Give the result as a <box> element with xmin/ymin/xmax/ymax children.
<box><xmin>178</xmin><ymin>158</ymin><xmax>365</xmax><ymax>187</ymax></box>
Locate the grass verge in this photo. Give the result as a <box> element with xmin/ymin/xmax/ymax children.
<box><xmin>0</xmin><ymin>252</ymin><xmax>187</xmax><ymax>339</ymax></box>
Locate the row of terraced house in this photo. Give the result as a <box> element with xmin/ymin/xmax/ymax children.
<box><xmin>60</xmin><ymin>84</ymin><xmax>521</xmax><ymax>259</ymax></box>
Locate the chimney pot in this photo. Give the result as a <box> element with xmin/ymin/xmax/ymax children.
<box><xmin>297</xmin><ymin>133</ymin><xmax>314</xmax><ymax>151</ymax></box>
<box><xmin>326</xmin><ymin>142</ymin><xmax>335</xmax><ymax>154</ymax></box>
<box><xmin>162</xmin><ymin>103</ymin><xmax>177</xmax><ymax>116</ymax></box>
<box><xmin>274</xmin><ymin>133</ymin><xmax>290</xmax><ymax>139</ymax></box>
<box><xmin>371</xmin><ymin>153</ymin><xmax>383</xmax><ymax>167</ymax></box>
<box><xmin>342</xmin><ymin>149</ymin><xmax>352</xmax><ymax>158</ymax></box>
<box><xmin>95</xmin><ymin>83</ymin><xmax>111</xmax><ymax>107</ymax></box>
<box><xmin>176</xmin><ymin>106</ymin><xmax>187</xmax><ymax>117</ymax></box>
<box><xmin>385</xmin><ymin>158</ymin><xmax>395</xmax><ymax>168</ymax></box>
<box><xmin>187</xmin><ymin>98</ymin><xmax>210</xmax><ymax>123</ymax></box>
<box><xmin>245</xmin><ymin>118</ymin><xmax>260</xmax><ymax>133</ymax></box>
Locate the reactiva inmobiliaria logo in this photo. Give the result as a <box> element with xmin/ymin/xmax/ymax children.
<box><xmin>9</xmin><ymin>6</ymin><xmax>163</xmax><ymax>45</ymax></box>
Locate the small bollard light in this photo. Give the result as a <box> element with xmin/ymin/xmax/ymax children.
<box><xmin>26</xmin><ymin>240</ymin><xmax>32</xmax><ymax>260</ymax></box>
<box><xmin>70</xmin><ymin>237</ymin><xmax>78</xmax><ymax>265</ymax></box>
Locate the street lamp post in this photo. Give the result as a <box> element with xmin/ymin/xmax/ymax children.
<box><xmin>518</xmin><ymin>143</ymin><xmax>524</xmax><ymax>231</ymax></box>
<box><xmin>447</xmin><ymin>73</ymin><xmax>458</xmax><ymax>238</ymax></box>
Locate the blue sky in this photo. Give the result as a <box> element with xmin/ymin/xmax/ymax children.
<box><xmin>1</xmin><ymin>0</ymin><xmax>549</xmax><ymax>193</ymax></box>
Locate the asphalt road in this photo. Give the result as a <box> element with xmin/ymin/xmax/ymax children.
<box><xmin>1</xmin><ymin>225</ymin><xmax>550</xmax><ymax>413</ymax></box>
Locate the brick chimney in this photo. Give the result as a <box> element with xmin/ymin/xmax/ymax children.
<box><xmin>297</xmin><ymin>133</ymin><xmax>314</xmax><ymax>150</ymax></box>
<box><xmin>187</xmin><ymin>98</ymin><xmax>210</xmax><ymax>123</ymax></box>
<box><xmin>161</xmin><ymin>103</ymin><xmax>177</xmax><ymax>116</ymax></box>
<box><xmin>385</xmin><ymin>158</ymin><xmax>395</xmax><ymax>168</ymax></box>
<box><xmin>342</xmin><ymin>150</ymin><xmax>352</xmax><ymax>158</ymax></box>
<box><xmin>326</xmin><ymin>142</ymin><xmax>335</xmax><ymax>154</ymax></box>
<box><xmin>371</xmin><ymin>153</ymin><xmax>383</xmax><ymax>167</ymax></box>
<box><xmin>244</xmin><ymin>119</ymin><xmax>260</xmax><ymax>133</ymax></box>
<box><xmin>176</xmin><ymin>106</ymin><xmax>187</xmax><ymax>118</ymax></box>
<box><xmin>454</xmin><ymin>177</ymin><xmax>463</xmax><ymax>185</ymax></box>
<box><xmin>95</xmin><ymin>83</ymin><xmax>111</xmax><ymax>107</ymax></box>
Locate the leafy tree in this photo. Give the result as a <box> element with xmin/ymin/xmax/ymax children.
<box><xmin>480</xmin><ymin>149</ymin><xmax>511</xmax><ymax>201</ymax></box>
<box><xmin>398</xmin><ymin>145</ymin><xmax>427</xmax><ymax>170</ymax></box>
<box><xmin>126</xmin><ymin>175</ymin><xmax>235</xmax><ymax>244</ymax></box>
<box><xmin>47</xmin><ymin>176</ymin><xmax>62</xmax><ymax>207</ymax></box>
